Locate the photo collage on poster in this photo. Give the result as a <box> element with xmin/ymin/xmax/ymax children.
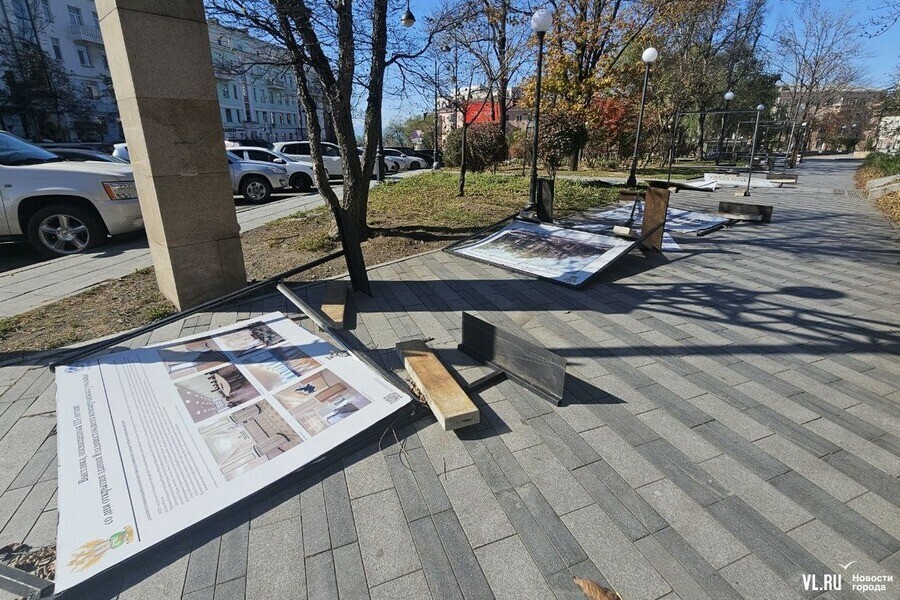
<box><xmin>157</xmin><ymin>321</ymin><xmax>372</xmax><ymax>481</ymax></box>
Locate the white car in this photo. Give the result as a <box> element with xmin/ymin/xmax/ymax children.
<box><xmin>0</xmin><ymin>132</ymin><xmax>143</xmax><ymax>257</ymax></box>
<box><xmin>357</xmin><ymin>148</ymin><xmax>400</xmax><ymax>175</ymax></box>
<box><xmin>112</xmin><ymin>142</ymin><xmax>130</xmax><ymax>162</ymax></box>
<box><xmin>226</xmin><ymin>152</ymin><xmax>288</xmax><ymax>202</ymax></box>
<box><xmin>382</xmin><ymin>148</ymin><xmax>426</xmax><ymax>171</ymax></box>
<box><xmin>228</xmin><ymin>146</ymin><xmax>316</xmax><ymax>191</ymax></box>
<box><xmin>273</xmin><ymin>141</ymin><xmax>342</xmax><ymax>179</ymax></box>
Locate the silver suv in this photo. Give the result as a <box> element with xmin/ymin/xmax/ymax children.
<box><xmin>226</xmin><ymin>151</ymin><xmax>288</xmax><ymax>202</ymax></box>
<box><xmin>0</xmin><ymin>132</ymin><xmax>143</xmax><ymax>257</ymax></box>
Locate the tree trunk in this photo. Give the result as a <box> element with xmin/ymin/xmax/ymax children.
<box><xmin>497</xmin><ymin>0</ymin><xmax>508</xmax><ymax>138</ymax></box>
<box><xmin>697</xmin><ymin>109</ymin><xmax>706</xmax><ymax>160</ymax></box>
<box><xmin>569</xmin><ymin>151</ymin><xmax>579</xmax><ymax>171</ymax></box>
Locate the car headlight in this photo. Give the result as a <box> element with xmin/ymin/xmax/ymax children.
<box><xmin>266</xmin><ymin>166</ymin><xmax>287</xmax><ymax>174</ymax></box>
<box><xmin>103</xmin><ymin>181</ymin><xmax>138</xmax><ymax>200</ymax></box>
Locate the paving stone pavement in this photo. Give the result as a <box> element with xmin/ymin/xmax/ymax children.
<box><xmin>1</xmin><ymin>156</ymin><xmax>899</xmax><ymax>600</ymax></box>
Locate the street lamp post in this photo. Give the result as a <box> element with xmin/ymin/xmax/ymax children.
<box><xmin>743</xmin><ymin>103</ymin><xmax>764</xmax><ymax>197</ymax></box>
<box><xmin>528</xmin><ymin>8</ymin><xmax>552</xmax><ymax>207</ymax></box>
<box><xmin>626</xmin><ymin>47</ymin><xmax>658</xmax><ymax>188</ymax></box>
<box><xmin>432</xmin><ymin>60</ymin><xmax>442</xmax><ymax>169</ymax></box>
<box><xmin>715</xmin><ymin>90</ymin><xmax>734</xmax><ymax>166</ymax></box>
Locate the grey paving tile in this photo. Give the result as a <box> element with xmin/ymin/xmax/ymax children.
<box><xmin>183</xmin><ymin>536</ymin><xmax>221</xmax><ymax>595</ymax></box>
<box><xmin>352</xmin><ymin>487</ymin><xmax>420</xmax><ymax>587</ymax></box>
<box><xmin>369</xmin><ymin>569</ymin><xmax>432</xmax><ymax>600</ymax></box>
<box><xmin>431</xmin><ymin>509</ymin><xmax>495</xmax><ymax>600</ymax></box>
<box><xmin>343</xmin><ymin>444</ymin><xmax>393</xmax><ymax>500</ymax></box>
<box><xmin>216</xmin><ymin>515</ymin><xmax>250</xmax><ymax>584</ymax></box>
<box><xmin>408</xmin><ymin>516</ymin><xmax>465</xmax><ymax>600</ymax></box>
<box><xmin>246</xmin><ymin>517</ymin><xmax>304</xmax><ymax>600</ymax></box>
<box><xmin>513</xmin><ymin>443</ymin><xmax>592</xmax><ymax>516</ymax></box>
<box><xmin>769</xmin><ymin>471</ymin><xmax>899</xmax><ymax>562</ymax></box>
<box><xmin>563</xmin><ymin>503</ymin><xmax>671</xmax><ymax>600</ymax></box>
<box><xmin>581</xmin><ymin>426</ymin><xmax>665</xmax><ymax>489</ymax></box>
<box><xmin>213</xmin><ymin>577</ymin><xmax>245</xmax><ymax>600</ymax></box>
<box><xmin>305</xmin><ymin>551</ymin><xmax>338</xmax><ymax>600</ymax></box>
<box><xmin>321</xmin><ymin>467</ymin><xmax>357</xmax><ymax>549</ymax></box>
<box><xmin>440</xmin><ymin>464</ymin><xmax>514</xmax><ymax>549</ymax></box>
<box><xmin>718</xmin><ymin>554</ymin><xmax>804</xmax><ymax>600</ymax></box>
<box><xmin>300</xmin><ymin>479</ymin><xmax>331</xmax><ymax>557</ymax></box>
<box><xmin>474</xmin><ymin>535</ymin><xmax>554</xmax><ymax>600</ymax></box>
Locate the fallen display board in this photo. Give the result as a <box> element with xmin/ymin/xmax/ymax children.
<box><xmin>645</xmin><ymin>178</ymin><xmax>718</xmax><ymax>192</ymax></box>
<box><xmin>54</xmin><ymin>312</ymin><xmax>411</xmax><ymax>593</ymax></box>
<box><xmin>704</xmin><ymin>172</ymin><xmax>781</xmax><ymax>188</ymax></box>
<box><xmin>558</xmin><ymin>201</ymin><xmax>728</xmax><ymax>238</ymax></box>
<box><xmin>448</xmin><ymin>219</ymin><xmax>648</xmax><ymax>288</ymax></box>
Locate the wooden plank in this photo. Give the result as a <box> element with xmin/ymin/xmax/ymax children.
<box><xmin>396</xmin><ymin>340</ymin><xmax>480</xmax><ymax>431</ymax></box>
<box><xmin>641</xmin><ymin>187</ymin><xmax>670</xmax><ymax>252</ymax></box>
<box><xmin>458</xmin><ymin>312</ymin><xmax>566</xmax><ymax>405</ymax></box>
<box><xmin>320</xmin><ymin>280</ymin><xmax>347</xmax><ymax>329</ymax></box>
<box><xmin>717</xmin><ymin>201</ymin><xmax>773</xmax><ymax>223</ymax></box>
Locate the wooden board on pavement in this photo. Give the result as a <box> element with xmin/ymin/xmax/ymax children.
<box><xmin>320</xmin><ymin>281</ymin><xmax>347</xmax><ymax>329</ymax></box>
<box><xmin>396</xmin><ymin>340</ymin><xmax>480</xmax><ymax>431</ymax></box>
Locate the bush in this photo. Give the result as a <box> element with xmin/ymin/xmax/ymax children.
<box><xmin>538</xmin><ymin>109</ymin><xmax>588</xmax><ymax>176</ymax></box>
<box><xmin>443</xmin><ymin>122</ymin><xmax>508</xmax><ymax>172</ymax></box>
<box><xmin>856</xmin><ymin>152</ymin><xmax>900</xmax><ymax>187</ymax></box>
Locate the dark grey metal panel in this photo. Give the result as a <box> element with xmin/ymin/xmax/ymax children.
<box><xmin>458</xmin><ymin>312</ymin><xmax>566</xmax><ymax>405</ymax></box>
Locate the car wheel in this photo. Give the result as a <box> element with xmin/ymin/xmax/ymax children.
<box><xmin>290</xmin><ymin>172</ymin><xmax>314</xmax><ymax>192</ymax></box>
<box><xmin>409</xmin><ymin>161</ymin><xmax>421</xmax><ymax>170</ymax></box>
<box><xmin>240</xmin><ymin>176</ymin><xmax>272</xmax><ymax>203</ymax></box>
<box><xmin>27</xmin><ymin>204</ymin><xmax>106</xmax><ymax>258</ymax></box>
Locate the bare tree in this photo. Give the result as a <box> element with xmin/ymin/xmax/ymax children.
<box><xmin>206</xmin><ymin>0</ymin><xmax>458</xmax><ymax>238</ymax></box>
<box><xmin>771</xmin><ymin>0</ymin><xmax>867</xmax><ymax>164</ymax></box>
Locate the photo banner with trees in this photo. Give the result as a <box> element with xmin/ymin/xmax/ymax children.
<box><xmin>450</xmin><ymin>219</ymin><xmax>644</xmax><ymax>287</ymax></box>
<box><xmin>54</xmin><ymin>313</ymin><xmax>411</xmax><ymax>592</ymax></box>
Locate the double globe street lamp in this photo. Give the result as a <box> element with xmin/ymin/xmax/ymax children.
<box><xmin>625</xmin><ymin>47</ymin><xmax>658</xmax><ymax>188</ymax></box>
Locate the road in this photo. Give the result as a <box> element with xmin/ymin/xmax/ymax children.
<box><xmin>0</xmin><ymin>174</ymin><xmax>416</xmax><ymax>318</ymax></box>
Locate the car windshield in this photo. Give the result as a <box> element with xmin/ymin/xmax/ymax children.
<box><xmin>0</xmin><ymin>133</ymin><xmax>63</xmax><ymax>166</ymax></box>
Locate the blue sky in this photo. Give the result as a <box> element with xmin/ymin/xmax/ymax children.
<box><xmin>378</xmin><ymin>0</ymin><xmax>899</xmax><ymax>126</ymax></box>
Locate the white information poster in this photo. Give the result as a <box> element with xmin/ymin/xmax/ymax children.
<box><xmin>453</xmin><ymin>219</ymin><xmax>638</xmax><ymax>287</ymax></box>
<box><xmin>54</xmin><ymin>312</ymin><xmax>410</xmax><ymax>592</ymax></box>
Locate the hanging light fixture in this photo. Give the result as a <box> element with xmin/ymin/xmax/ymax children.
<box><xmin>401</xmin><ymin>0</ymin><xmax>416</xmax><ymax>27</ymax></box>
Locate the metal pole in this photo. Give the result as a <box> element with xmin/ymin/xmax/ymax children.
<box><xmin>744</xmin><ymin>108</ymin><xmax>762</xmax><ymax>197</ymax></box>
<box><xmin>376</xmin><ymin>128</ymin><xmax>384</xmax><ymax>182</ymax></box>
<box><xmin>716</xmin><ymin>99</ymin><xmax>730</xmax><ymax>166</ymax></box>
<box><xmin>666</xmin><ymin>110</ymin><xmax>679</xmax><ymax>185</ymax></box>
<box><xmin>626</xmin><ymin>62</ymin><xmax>651</xmax><ymax>188</ymax></box>
<box><xmin>433</xmin><ymin>60</ymin><xmax>441</xmax><ymax>169</ymax></box>
<box><xmin>529</xmin><ymin>31</ymin><xmax>545</xmax><ymax>207</ymax></box>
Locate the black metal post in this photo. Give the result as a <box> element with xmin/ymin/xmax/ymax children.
<box><xmin>666</xmin><ymin>110</ymin><xmax>679</xmax><ymax>185</ymax></box>
<box><xmin>433</xmin><ymin>60</ymin><xmax>441</xmax><ymax>169</ymax></box>
<box><xmin>376</xmin><ymin>131</ymin><xmax>384</xmax><ymax>182</ymax></box>
<box><xmin>715</xmin><ymin>98</ymin><xmax>731</xmax><ymax>166</ymax></box>
<box><xmin>529</xmin><ymin>31</ymin><xmax>545</xmax><ymax>207</ymax></box>
<box><xmin>744</xmin><ymin>107</ymin><xmax>762</xmax><ymax>197</ymax></box>
<box><xmin>626</xmin><ymin>61</ymin><xmax>652</xmax><ymax>188</ymax></box>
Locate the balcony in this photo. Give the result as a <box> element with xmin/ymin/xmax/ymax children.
<box><xmin>70</xmin><ymin>23</ymin><xmax>103</xmax><ymax>45</ymax></box>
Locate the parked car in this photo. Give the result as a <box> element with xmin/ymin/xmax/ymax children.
<box><xmin>226</xmin><ymin>151</ymin><xmax>288</xmax><ymax>202</ymax></box>
<box><xmin>273</xmin><ymin>141</ymin><xmax>341</xmax><ymax>179</ymax></box>
<box><xmin>42</xmin><ymin>147</ymin><xmax>128</xmax><ymax>163</ymax></box>
<box><xmin>357</xmin><ymin>148</ymin><xmax>400</xmax><ymax>176</ymax></box>
<box><xmin>390</xmin><ymin>146</ymin><xmax>434</xmax><ymax>167</ymax></box>
<box><xmin>0</xmin><ymin>132</ymin><xmax>143</xmax><ymax>257</ymax></box>
<box><xmin>228</xmin><ymin>146</ymin><xmax>316</xmax><ymax>191</ymax></box>
<box><xmin>382</xmin><ymin>148</ymin><xmax>426</xmax><ymax>170</ymax></box>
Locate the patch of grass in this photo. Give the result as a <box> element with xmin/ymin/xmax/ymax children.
<box><xmin>855</xmin><ymin>152</ymin><xmax>900</xmax><ymax>188</ymax></box>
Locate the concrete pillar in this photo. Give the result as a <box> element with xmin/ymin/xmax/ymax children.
<box><xmin>96</xmin><ymin>0</ymin><xmax>246</xmax><ymax>309</ymax></box>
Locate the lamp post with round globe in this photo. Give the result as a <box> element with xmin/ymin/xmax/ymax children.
<box><xmin>743</xmin><ymin>103</ymin><xmax>765</xmax><ymax>197</ymax></box>
<box><xmin>715</xmin><ymin>90</ymin><xmax>734</xmax><ymax>165</ymax></box>
<box><xmin>528</xmin><ymin>8</ymin><xmax>552</xmax><ymax>207</ymax></box>
<box><xmin>626</xmin><ymin>47</ymin><xmax>658</xmax><ymax>188</ymax></box>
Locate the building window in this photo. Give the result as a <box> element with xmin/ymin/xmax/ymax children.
<box><xmin>42</xmin><ymin>0</ymin><xmax>53</xmax><ymax>22</ymax></box>
<box><xmin>232</xmin><ymin>84</ymin><xmax>238</xmax><ymax>98</ymax></box>
<box><xmin>51</xmin><ymin>38</ymin><xmax>63</xmax><ymax>60</ymax></box>
<box><xmin>225</xmin><ymin>108</ymin><xmax>233</xmax><ymax>123</ymax></box>
<box><xmin>91</xmin><ymin>11</ymin><xmax>99</xmax><ymax>27</ymax></box>
<box><xmin>252</xmin><ymin>88</ymin><xmax>257</xmax><ymax>101</ymax></box>
<box><xmin>279</xmin><ymin>113</ymin><xmax>284</xmax><ymax>125</ymax></box>
<box><xmin>67</xmin><ymin>6</ymin><xmax>83</xmax><ymax>26</ymax></box>
<box><xmin>101</xmin><ymin>53</ymin><xmax>108</xmax><ymax>69</ymax></box>
<box><xmin>222</xmin><ymin>84</ymin><xmax>229</xmax><ymax>99</ymax></box>
<box><xmin>255</xmin><ymin>111</ymin><xmax>261</xmax><ymax>122</ymax></box>
<box><xmin>85</xmin><ymin>84</ymin><xmax>99</xmax><ymax>99</ymax></box>
<box><xmin>75</xmin><ymin>45</ymin><xmax>92</xmax><ymax>67</ymax></box>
